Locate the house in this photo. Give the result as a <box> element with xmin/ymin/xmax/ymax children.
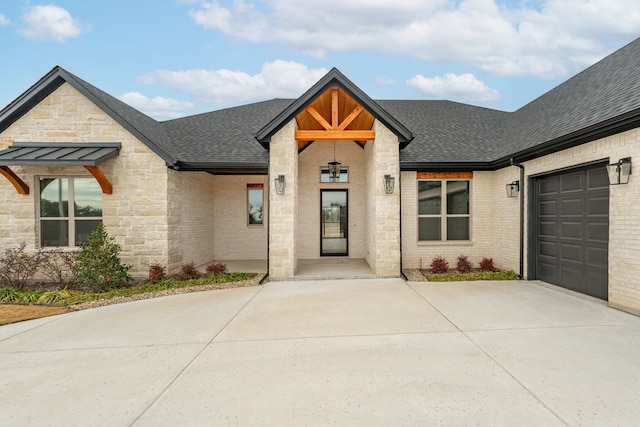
<box><xmin>1</xmin><ymin>37</ymin><xmax>640</xmax><ymax>316</ymax></box>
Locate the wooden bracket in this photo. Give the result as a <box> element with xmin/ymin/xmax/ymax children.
<box><xmin>0</xmin><ymin>166</ymin><xmax>29</xmax><ymax>195</ymax></box>
<box><xmin>84</xmin><ymin>166</ymin><xmax>113</xmax><ymax>194</ymax></box>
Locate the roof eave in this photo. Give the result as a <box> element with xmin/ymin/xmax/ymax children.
<box><xmin>496</xmin><ymin>108</ymin><xmax>640</xmax><ymax>168</ymax></box>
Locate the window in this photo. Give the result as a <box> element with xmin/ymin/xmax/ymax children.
<box><xmin>320</xmin><ymin>167</ymin><xmax>349</xmax><ymax>183</ymax></box>
<box><xmin>39</xmin><ymin>177</ymin><xmax>102</xmax><ymax>246</ymax></box>
<box><xmin>247</xmin><ymin>184</ymin><xmax>263</xmax><ymax>225</ymax></box>
<box><xmin>418</xmin><ymin>180</ymin><xmax>470</xmax><ymax>241</ymax></box>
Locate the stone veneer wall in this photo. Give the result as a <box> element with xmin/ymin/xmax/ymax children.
<box><xmin>211</xmin><ymin>174</ymin><xmax>268</xmax><ymax>261</ymax></box>
<box><xmin>296</xmin><ymin>140</ymin><xmax>366</xmax><ymax>259</ymax></box>
<box><xmin>0</xmin><ymin>83</ymin><xmax>169</xmax><ymax>278</ymax></box>
<box><xmin>268</xmin><ymin>121</ymin><xmax>298</xmax><ymax>278</ymax></box>
<box><xmin>363</xmin><ymin>121</ymin><xmax>401</xmax><ymax>277</ymax></box>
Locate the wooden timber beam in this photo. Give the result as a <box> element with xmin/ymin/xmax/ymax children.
<box><xmin>331</xmin><ymin>88</ymin><xmax>339</xmax><ymax>128</ymax></box>
<box><xmin>295</xmin><ymin>130</ymin><xmax>375</xmax><ymax>141</ymax></box>
<box><xmin>305</xmin><ymin>106</ymin><xmax>332</xmax><ymax>131</ymax></box>
<box><xmin>338</xmin><ymin>106</ymin><xmax>363</xmax><ymax>131</ymax></box>
<box><xmin>84</xmin><ymin>166</ymin><xmax>113</xmax><ymax>194</ymax></box>
<box><xmin>0</xmin><ymin>166</ymin><xmax>29</xmax><ymax>195</ymax></box>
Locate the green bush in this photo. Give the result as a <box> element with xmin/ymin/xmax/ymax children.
<box><xmin>74</xmin><ymin>224</ymin><xmax>132</xmax><ymax>292</ymax></box>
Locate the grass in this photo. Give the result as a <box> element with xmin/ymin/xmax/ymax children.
<box><xmin>424</xmin><ymin>270</ymin><xmax>520</xmax><ymax>282</ymax></box>
<box><xmin>0</xmin><ymin>272</ymin><xmax>255</xmax><ymax>307</ymax></box>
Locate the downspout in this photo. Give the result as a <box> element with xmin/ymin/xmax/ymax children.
<box><xmin>399</xmin><ymin>171</ymin><xmax>407</xmax><ymax>280</ymax></box>
<box><xmin>510</xmin><ymin>158</ymin><xmax>525</xmax><ymax>279</ymax></box>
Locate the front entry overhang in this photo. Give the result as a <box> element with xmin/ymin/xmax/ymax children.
<box><xmin>0</xmin><ymin>142</ymin><xmax>121</xmax><ymax>195</ymax></box>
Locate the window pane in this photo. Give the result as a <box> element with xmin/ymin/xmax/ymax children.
<box><xmin>418</xmin><ymin>181</ymin><xmax>441</xmax><ymax>215</ymax></box>
<box><xmin>418</xmin><ymin>217</ymin><xmax>441</xmax><ymax>241</ymax></box>
<box><xmin>320</xmin><ymin>168</ymin><xmax>349</xmax><ymax>182</ymax></box>
<box><xmin>447</xmin><ymin>217</ymin><xmax>469</xmax><ymax>240</ymax></box>
<box><xmin>40</xmin><ymin>178</ymin><xmax>69</xmax><ymax>217</ymax></box>
<box><xmin>75</xmin><ymin>220</ymin><xmax>101</xmax><ymax>245</ymax></box>
<box><xmin>248</xmin><ymin>187</ymin><xmax>263</xmax><ymax>224</ymax></box>
<box><xmin>447</xmin><ymin>181</ymin><xmax>469</xmax><ymax>214</ymax></box>
<box><xmin>41</xmin><ymin>220</ymin><xmax>69</xmax><ymax>246</ymax></box>
<box><xmin>74</xmin><ymin>178</ymin><xmax>103</xmax><ymax>217</ymax></box>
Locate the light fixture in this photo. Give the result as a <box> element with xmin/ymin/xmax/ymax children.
<box><xmin>275</xmin><ymin>174</ymin><xmax>285</xmax><ymax>195</ymax></box>
<box><xmin>606</xmin><ymin>157</ymin><xmax>632</xmax><ymax>185</ymax></box>
<box><xmin>506</xmin><ymin>180</ymin><xmax>519</xmax><ymax>198</ymax></box>
<box><xmin>384</xmin><ymin>174</ymin><xmax>395</xmax><ymax>194</ymax></box>
<box><xmin>328</xmin><ymin>140</ymin><xmax>341</xmax><ymax>181</ymax></box>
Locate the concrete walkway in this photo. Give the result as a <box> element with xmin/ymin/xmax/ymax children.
<box><xmin>1</xmin><ymin>279</ymin><xmax>640</xmax><ymax>426</ymax></box>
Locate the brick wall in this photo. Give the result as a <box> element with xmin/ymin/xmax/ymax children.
<box><xmin>211</xmin><ymin>174</ymin><xmax>268</xmax><ymax>261</ymax></box>
<box><xmin>297</xmin><ymin>140</ymin><xmax>366</xmax><ymax>259</ymax></box>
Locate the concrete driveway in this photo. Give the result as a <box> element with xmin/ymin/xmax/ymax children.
<box><xmin>1</xmin><ymin>279</ymin><xmax>639</xmax><ymax>426</ymax></box>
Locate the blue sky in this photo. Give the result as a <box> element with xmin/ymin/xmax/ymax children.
<box><xmin>1</xmin><ymin>0</ymin><xmax>639</xmax><ymax>120</ymax></box>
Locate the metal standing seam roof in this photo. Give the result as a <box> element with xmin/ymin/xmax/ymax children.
<box><xmin>0</xmin><ymin>142</ymin><xmax>121</xmax><ymax>166</ymax></box>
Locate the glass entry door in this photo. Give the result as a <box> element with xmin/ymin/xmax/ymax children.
<box><xmin>321</xmin><ymin>190</ymin><xmax>348</xmax><ymax>256</ymax></box>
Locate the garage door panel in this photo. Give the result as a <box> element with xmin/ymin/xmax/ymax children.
<box><xmin>540</xmin><ymin>200</ymin><xmax>557</xmax><ymax>215</ymax></box>
<box><xmin>534</xmin><ymin>163</ymin><xmax>609</xmax><ymax>301</ymax></box>
<box><xmin>539</xmin><ymin>221</ymin><xmax>557</xmax><ymax>237</ymax></box>
<box><xmin>560</xmin><ymin>198</ymin><xmax>583</xmax><ymax>215</ymax></box>
<box><xmin>560</xmin><ymin>267</ymin><xmax>583</xmax><ymax>291</ymax></box>
<box><xmin>560</xmin><ymin>221</ymin><xmax>582</xmax><ymax>239</ymax></box>
<box><xmin>539</xmin><ymin>178</ymin><xmax>558</xmax><ymax>195</ymax></box>
<box><xmin>587</xmin><ymin>221</ymin><xmax>608</xmax><ymax>242</ymax></box>
<box><xmin>587</xmin><ymin>167</ymin><xmax>609</xmax><ymax>189</ymax></box>
<box><xmin>538</xmin><ymin>241</ymin><xmax>557</xmax><ymax>257</ymax></box>
<box><xmin>561</xmin><ymin>173</ymin><xmax>584</xmax><ymax>192</ymax></box>
<box><xmin>538</xmin><ymin>262</ymin><xmax>557</xmax><ymax>281</ymax></box>
<box><xmin>560</xmin><ymin>243</ymin><xmax>582</xmax><ymax>263</ymax></box>
<box><xmin>587</xmin><ymin>246</ymin><xmax>608</xmax><ymax>268</ymax></box>
<box><xmin>586</xmin><ymin>273</ymin><xmax>608</xmax><ymax>300</ymax></box>
<box><xmin>588</xmin><ymin>196</ymin><xmax>609</xmax><ymax>215</ymax></box>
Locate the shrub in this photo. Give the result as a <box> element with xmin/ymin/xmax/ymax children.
<box><xmin>0</xmin><ymin>243</ymin><xmax>44</xmax><ymax>288</ymax></box>
<box><xmin>180</xmin><ymin>262</ymin><xmax>201</xmax><ymax>280</ymax></box>
<box><xmin>479</xmin><ymin>257</ymin><xmax>498</xmax><ymax>272</ymax></box>
<box><xmin>148</xmin><ymin>264</ymin><xmax>166</xmax><ymax>284</ymax></box>
<box><xmin>430</xmin><ymin>255</ymin><xmax>449</xmax><ymax>274</ymax></box>
<box><xmin>206</xmin><ymin>263</ymin><xmax>227</xmax><ymax>275</ymax></box>
<box><xmin>456</xmin><ymin>254</ymin><xmax>472</xmax><ymax>273</ymax></box>
<box><xmin>74</xmin><ymin>224</ymin><xmax>132</xmax><ymax>292</ymax></box>
<box><xmin>39</xmin><ymin>248</ymin><xmax>79</xmax><ymax>286</ymax></box>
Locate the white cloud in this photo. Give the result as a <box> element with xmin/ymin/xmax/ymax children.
<box><xmin>118</xmin><ymin>92</ymin><xmax>196</xmax><ymax>120</ymax></box>
<box><xmin>407</xmin><ymin>73</ymin><xmax>500</xmax><ymax>103</ymax></box>
<box><xmin>187</xmin><ymin>0</ymin><xmax>640</xmax><ymax>78</ymax></box>
<box><xmin>21</xmin><ymin>5</ymin><xmax>88</xmax><ymax>42</ymax></box>
<box><xmin>138</xmin><ymin>60</ymin><xmax>328</xmax><ymax>107</ymax></box>
<box><xmin>0</xmin><ymin>14</ymin><xmax>9</xmax><ymax>26</ymax></box>
<box><xmin>375</xmin><ymin>76</ymin><xmax>396</xmax><ymax>86</ymax></box>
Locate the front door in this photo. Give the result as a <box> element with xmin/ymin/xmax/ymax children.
<box><xmin>321</xmin><ymin>189</ymin><xmax>348</xmax><ymax>256</ymax></box>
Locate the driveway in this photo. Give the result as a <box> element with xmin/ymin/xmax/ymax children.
<box><xmin>1</xmin><ymin>279</ymin><xmax>639</xmax><ymax>426</ymax></box>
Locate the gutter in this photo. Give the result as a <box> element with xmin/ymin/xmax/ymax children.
<box><xmin>510</xmin><ymin>158</ymin><xmax>525</xmax><ymax>279</ymax></box>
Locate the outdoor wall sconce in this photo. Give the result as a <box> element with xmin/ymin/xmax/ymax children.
<box><xmin>506</xmin><ymin>180</ymin><xmax>519</xmax><ymax>198</ymax></box>
<box><xmin>275</xmin><ymin>174</ymin><xmax>285</xmax><ymax>195</ymax></box>
<box><xmin>384</xmin><ymin>174</ymin><xmax>395</xmax><ymax>194</ymax></box>
<box><xmin>606</xmin><ymin>157</ymin><xmax>632</xmax><ymax>185</ymax></box>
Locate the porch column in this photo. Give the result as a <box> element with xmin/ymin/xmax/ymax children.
<box><xmin>368</xmin><ymin>120</ymin><xmax>401</xmax><ymax>276</ymax></box>
<box><xmin>269</xmin><ymin>121</ymin><xmax>298</xmax><ymax>278</ymax></box>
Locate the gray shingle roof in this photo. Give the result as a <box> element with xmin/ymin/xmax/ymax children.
<box><xmin>498</xmin><ymin>37</ymin><xmax>640</xmax><ymax>161</ymax></box>
<box><xmin>2</xmin><ymin>36</ymin><xmax>640</xmax><ymax>172</ymax></box>
<box><xmin>161</xmin><ymin>99</ymin><xmax>292</xmax><ymax>170</ymax></box>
